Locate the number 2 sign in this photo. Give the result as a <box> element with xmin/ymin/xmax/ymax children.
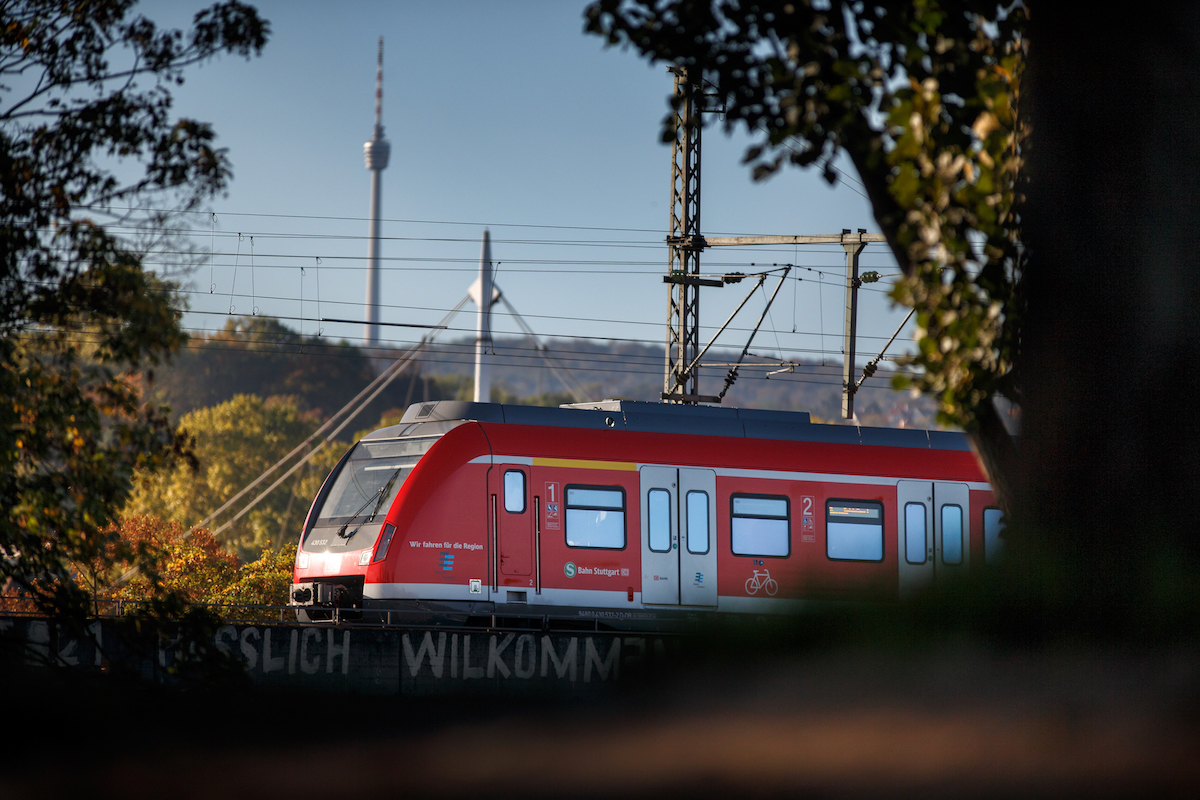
<box><xmin>801</xmin><ymin>495</ymin><xmax>816</xmax><ymax>543</ymax></box>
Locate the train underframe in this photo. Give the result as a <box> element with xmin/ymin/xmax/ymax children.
<box><xmin>290</xmin><ymin>576</ymin><xmax>785</xmax><ymax>632</ymax></box>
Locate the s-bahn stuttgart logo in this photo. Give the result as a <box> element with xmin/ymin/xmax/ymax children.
<box><xmin>564</xmin><ymin>562</ymin><xmax>628</xmax><ymax>578</ymax></box>
<box><xmin>439</xmin><ymin>552</ymin><xmax>454</xmax><ymax>572</ymax></box>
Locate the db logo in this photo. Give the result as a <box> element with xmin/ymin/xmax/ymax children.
<box><xmin>564</xmin><ymin>561</ymin><xmax>577</xmax><ymax>578</ymax></box>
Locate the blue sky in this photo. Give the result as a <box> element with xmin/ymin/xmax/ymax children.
<box><xmin>140</xmin><ymin>0</ymin><xmax>912</xmax><ymax>392</ymax></box>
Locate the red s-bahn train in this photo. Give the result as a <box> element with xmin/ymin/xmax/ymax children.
<box><xmin>289</xmin><ymin>400</ymin><xmax>1004</xmax><ymax>629</ymax></box>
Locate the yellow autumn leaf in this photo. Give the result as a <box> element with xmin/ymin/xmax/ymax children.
<box><xmin>972</xmin><ymin>110</ymin><xmax>999</xmax><ymax>140</ymax></box>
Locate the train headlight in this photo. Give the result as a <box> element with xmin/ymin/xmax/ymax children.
<box><xmin>297</xmin><ymin>552</ymin><xmax>310</xmax><ymax>569</ymax></box>
<box><xmin>358</xmin><ymin>550</ymin><xmax>371</xmax><ymax>566</ymax></box>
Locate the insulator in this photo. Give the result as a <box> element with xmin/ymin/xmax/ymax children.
<box><xmin>860</xmin><ymin>270</ymin><xmax>881</xmax><ymax>283</ymax></box>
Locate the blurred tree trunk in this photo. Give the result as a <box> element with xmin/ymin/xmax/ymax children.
<box><xmin>1018</xmin><ymin>6</ymin><xmax>1200</xmax><ymax>631</ymax></box>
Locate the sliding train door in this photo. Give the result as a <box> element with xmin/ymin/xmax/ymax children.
<box><xmin>678</xmin><ymin>468</ymin><xmax>717</xmax><ymax>606</ymax></box>
<box><xmin>488</xmin><ymin>465</ymin><xmax>533</xmax><ymax>595</ymax></box>
<box><xmin>639</xmin><ymin>466</ymin><xmax>717</xmax><ymax>607</ymax></box>
<box><xmin>897</xmin><ymin>480</ymin><xmax>971</xmax><ymax>598</ymax></box>
<box><xmin>639</xmin><ymin>467</ymin><xmax>677</xmax><ymax>604</ymax></box>
<box><xmin>933</xmin><ymin>482</ymin><xmax>970</xmax><ymax>574</ymax></box>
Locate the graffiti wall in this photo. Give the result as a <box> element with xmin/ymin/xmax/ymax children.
<box><xmin>0</xmin><ymin>617</ymin><xmax>675</xmax><ymax>696</ymax></box>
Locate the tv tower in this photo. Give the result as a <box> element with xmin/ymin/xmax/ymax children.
<box><xmin>362</xmin><ymin>36</ymin><xmax>390</xmax><ymax>347</ymax></box>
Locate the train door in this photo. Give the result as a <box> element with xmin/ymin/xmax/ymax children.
<box><xmin>679</xmin><ymin>468</ymin><xmax>717</xmax><ymax>607</ymax></box>
<box><xmin>897</xmin><ymin>480</ymin><xmax>971</xmax><ymax>597</ymax></box>
<box><xmin>897</xmin><ymin>480</ymin><xmax>932</xmax><ymax>597</ymax></box>
<box><xmin>640</xmin><ymin>466</ymin><xmax>678</xmax><ymax>604</ymax></box>
<box><xmin>489</xmin><ymin>465</ymin><xmax>533</xmax><ymax>590</ymax></box>
<box><xmin>639</xmin><ymin>467</ymin><xmax>717</xmax><ymax>607</ymax></box>
<box><xmin>933</xmin><ymin>482</ymin><xmax>970</xmax><ymax>574</ymax></box>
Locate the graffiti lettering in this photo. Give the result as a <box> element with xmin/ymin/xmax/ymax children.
<box><xmin>5</xmin><ymin>617</ymin><xmax>668</xmax><ymax>696</ymax></box>
<box><xmin>488</xmin><ymin>633</ymin><xmax>514</xmax><ymax>679</ymax></box>
<box><xmin>399</xmin><ymin>632</ymin><xmax>655</xmax><ymax>686</ymax></box>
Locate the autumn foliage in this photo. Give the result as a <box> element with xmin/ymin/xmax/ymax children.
<box><xmin>100</xmin><ymin>515</ymin><xmax>294</xmax><ymax>617</ymax></box>
<box><xmin>1</xmin><ymin>0</ymin><xmax>270</xmax><ymax>624</ymax></box>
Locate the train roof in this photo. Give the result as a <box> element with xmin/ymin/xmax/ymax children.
<box><xmin>381</xmin><ymin>399</ymin><xmax>971</xmax><ymax>452</ymax></box>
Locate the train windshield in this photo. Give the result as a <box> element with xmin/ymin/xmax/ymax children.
<box><xmin>315</xmin><ymin>435</ymin><xmax>441</xmax><ymax>526</ymax></box>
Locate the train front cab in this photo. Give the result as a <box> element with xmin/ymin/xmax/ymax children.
<box><xmin>289</xmin><ymin>416</ymin><xmax>473</xmax><ymax>621</ymax></box>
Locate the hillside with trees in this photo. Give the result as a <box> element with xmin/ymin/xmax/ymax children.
<box><xmin>148</xmin><ymin>317</ymin><xmax>438</xmax><ymax>430</ymax></box>
<box><xmin>410</xmin><ymin>335</ymin><xmax>943</xmax><ymax>428</ymax></box>
<box><xmin>151</xmin><ymin>317</ymin><xmax>944</xmax><ymax>430</ymax></box>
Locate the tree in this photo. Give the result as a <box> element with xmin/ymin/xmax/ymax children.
<box><xmin>126</xmin><ymin>393</ymin><xmax>332</xmax><ymax>559</ymax></box>
<box><xmin>102</xmin><ymin>515</ymin><xmax>294</xmax><ymax>617</ymax></box>
<box><xmin>587</xmin><ymin>1</ymin><xmax>1200</xmax><ymax>635</ymax></box>
<box><xmin>150</xmin><ymin>316</ymin><xmax>428</xmax><ymax>425</ymax></box>
<box><xmin>101</xmin><ymin>514</ymin><xmax>238</xmax><ymax>605</ymax></box>
<box><xmin>585</xmin><ymin>0</ymin><xmax>1025</xmax><ymax>506</ymax></box>
<box><xmin>1013</xmin><ymin>6</ymin><xmax>1200</xmax><ymax>632</ymax></box>
<box><xmin>1</xmin><ymin>1</ymin><xmax>269</xmax><ymax>624</ymax></box>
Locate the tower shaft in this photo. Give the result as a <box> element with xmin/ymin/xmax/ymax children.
<box><xmin>363</xmin><ymin>36</ymin><xmax>390</xmax><ymax>347</ymax></box>
<box><xmin>473</xmin><ymin>231</ymin><xmax>494</xmax><ymax>403</ymax></box>
<box><xmin>365</xmin><ymin>167</ymin><xmax>383</xmax><ymax>345</ymax></box>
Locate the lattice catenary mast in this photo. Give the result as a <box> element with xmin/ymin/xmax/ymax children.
<box><xmin>659</xmin><ymin>68</ymin><xmax>887</xmax><ymax>416</ymax></box>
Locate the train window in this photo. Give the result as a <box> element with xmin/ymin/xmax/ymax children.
<box><xmin>984</xmin><ymin>507</ymin><xmax>1006</xmax><ymax>564</ymax></box>
<box><xmin>313</xmin><ymin>436</ymin><xmax>441</xmax><ymax>527</ymax></box>
<box><xmin>565</xmin><ymin>486</ymin><xmax>626</xmax><ymax>549</ymax></box>
<box><xmin>731</xmin><ymin>495</ymin><xmax>789</xmax><ymax>557</ymax></box>
<box><xmin>504</xmin><ymin>470</ymin><xmax>526</xmax><ymax>513</ymax></box>
<box><xmin>905</xmin><ymin>503</ymin><xmax>927</xmax><ymax>564</ymax></box>
<box><xmin>941</xmin><ymin>505</ymin><xmax>963</xmax><ymax>565</ymax></box>
<box><xmin>647</xmin><ymin>489</ymin><xmax>671</xmax><ymax>552</ymax></box>
<box><xmin>826</xmin><ymin>500</ymin><xmax>884</xmax><ymax>561</ymax></box>
<box><xmin>686</xmin><ymin>491</ymin><xmax>709</xmax><ymax>554</ymax></box>
<box><xmin>371</xmin><ymin>523</ymin><xmax>396</xmax><ymax>564</ymax></box>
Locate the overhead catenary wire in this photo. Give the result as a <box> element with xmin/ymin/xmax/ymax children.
<box><xmin>16</xmin><ymin>270</ymin><xmax>909</xmax><ymax>346</ymax></box>
<box><xmin>94</xmin><ymin>204</ymin><xmax>833</xmax><ymax>236</ymax></box>
<box><xmin>24</xmin><ymin>326</ymin><xmax>919</xmax><ymax>407</ymax></box>
<box><xmin>187</xmin><ymin>297</ymin><xmax>468</xmax><ymax>534</ymax></box>
<box><xmin>19</xmin><ymin>207</ymin><xmax>921</xmax><ymax>419</ymax></box>
<box><xmin>208</xmin><ymin>213</ymin><xmax>215</xmax><ymax>293</ymax></box>
<box><xmin>19</xmin><ymin>292</ymin><xmax>923</xmax><ymax>378</ymax></box>
<box><xmin>18</xmin><ymin>256</ymin><xmax>921</xmax><ymax>365</ymax></box>
<box><xmin>29</xmin><ymin>192</ymin><xmax>934</xmax><ymax>545</ymax></box>
<box><xmin>202</xmin><ymin>294</ymin><xmax>472</xmax><ymax>540</ymax></box>
<box><xmin>174</xmin><ymin>283</ymin><xmax>922</xmax><ymax>540</ymax></box>
<box><xmin>854</xmin><ymin>307</ymin><xmax>917</xmax><ymax>390</ymax></box>
<box><xmin>140</xmin><ymin>251</ymin><xmax>891</xmax><ymax>275</ymax></box>
<box><xmin>227</xmin><ymin>233</ymin><xmax>242</xmax><ymax>315</ymax></box>
<box><xmin>16</xmin><ymin>313</ymin><xmax>921</xmax><ymax>370</ymax></box>
<box><xmin>250</xmin><ymin>235</ymin><xmax>257</xmax><ymax>316</ymax></box>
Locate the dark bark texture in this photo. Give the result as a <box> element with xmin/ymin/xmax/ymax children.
<box><xmin>1018</xmin><ymin>6</ymin><xmax>1200</xmax><ymax>631</ymax></box>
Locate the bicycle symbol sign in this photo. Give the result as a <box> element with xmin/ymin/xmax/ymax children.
<box><xmin>745</xmin><ymin>569</ymin><xmax>778</xmax><ymax>596</ymax></box>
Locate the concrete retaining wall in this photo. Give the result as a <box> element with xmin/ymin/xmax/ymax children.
<box><xmin>0</xmin><ymin>616</ymin><xmax>676</xmax><ymax>695</ymax></box>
